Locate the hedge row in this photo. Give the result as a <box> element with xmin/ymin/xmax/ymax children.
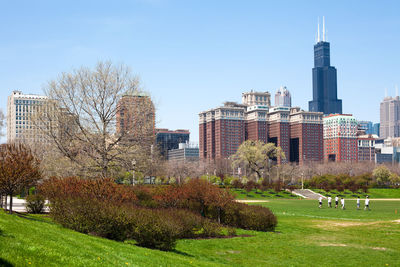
<box><xmin>39</xmin><ymin>177</ymin><xmax>277</xmax><ymax>250</ymax></box>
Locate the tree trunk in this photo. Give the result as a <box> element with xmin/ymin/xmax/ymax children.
<box><xmin>9</xmin><ymin>195</ymin><xmax>13</xmax><ymax>214</ymax></box>
<box><xmin>4</xmin><ymin>195</ymin><xmax>8</xmax><ymax>212</ymax></box>
<box><xmin>0</xmin><ymin>194</ymin><xmax>3</xmax><ymax>209</ymax></box>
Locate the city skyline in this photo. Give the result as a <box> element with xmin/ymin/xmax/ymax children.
<box><xmin>1</xmin><ymin>1</ymin><xmax>400</xmax><ymax>143</ymax></box>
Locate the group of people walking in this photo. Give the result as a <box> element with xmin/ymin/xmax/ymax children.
<box><xmin>318</xmin><ymin>195</ymin><xmax>370</xmax><ymax>210</ymax></box>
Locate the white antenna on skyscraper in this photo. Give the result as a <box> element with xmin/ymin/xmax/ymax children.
<box><xmin>323</xmin><ymin>16</ymin><xmax>325</xmax><ymax>42</ymax></box>
<box><xmin>396</xmin><ymin>85</ymin><xmax>399</xmax><ymax>97</ymax></box>
<box><xmin>385</xmin><ymin>88</ymin><xmax>388</xmax><ymax>98</ymax></box>
<box><xmin>317</xmin><ymin>17</ymin><xmax>320</xmax><ymax>43</ymax></box>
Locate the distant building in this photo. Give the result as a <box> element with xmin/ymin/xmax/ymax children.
<box><xmin>199</xmin><ymin>91</ymin><xmax>323</xmax><ymax>164</ymax></box>
<box><xmin>116</xmin><ymin>92</ymin><xmax>155</xmax><ymax>138</ymax></box>
<box><xmin>323</xmin><ymin>114</ymin><xmax>358</xmax><ymax>162</ymax></box>
<box><xmin>7</xmin><ymin>91</ymin><xmax>50</xmax><ymax>144</ymax></box>
<box><xmin>289</xmin><ymin>107</ymin><xmax>324</xmax><ymax>164</ymax></box>
<box><xmin>357</xmin><ymin>134</ymin><xmax>377</xmax><ymax>162</ymax></box>
<box><xmin>156</xmin><ymin>129</ymin><xmax>190</xmax><ymax>158</ymax></box>
<box><xmin>358</xmin><ymin>121</ymin><xmax>373</xmax><ymax>135</ymax></box>
<box><xmin>168</xmin><ymin>143</ymin><xmax>199</xmax><ymax>161</ymax></box>
<box><xmin>199</xmin><ymin>102</ymin><xmax>246</xmax><ymax>160</ymax></box>
<box><xmin>374</xmin><ymin>138</ymin><xmax>400</xmax><ymax>164</ymax></box>
<box><xmin>372</xmin><ymin>123</ymin><xmax>380</xmax><ymax>137</ymax></box>
<box><xmin>380</xmin><ymin>96</ymin><xmax>400</xmax><ymax>139</ymax></box>
<box><xmin>242</xmin><ymin>90</ymin><xmax>271</xmax><ymax>107</ymax></box>
<box><xmin>309</xmin><ymin>18</ymin><xmax>342</xmax><ymax>115</ymax></box>
<box><xmin>274</xmin><ymin>86</ymin><xmax>291</xmax><ymax>107</ymax></box>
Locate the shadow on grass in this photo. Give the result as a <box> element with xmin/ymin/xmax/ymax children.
<box><xmin>14</xmin><ymin>212</ymin><xmax>56</xmax><ymax>225</ymax></box>
<box><xmin>171</xmin><ymin>249</ymin><xmax>194</xmax><ymax>257</ymax></box>
<box><xmin>0</xmin><ymin>257</ymin><xmax>14</xmax><ymax>267</ymax></box>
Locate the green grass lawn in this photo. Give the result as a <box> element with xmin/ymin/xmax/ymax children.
<box><xmin>231</xmin><ymin>188</ymin><xmax>300</xmax><ymax>199</ymax></box>
<box><xmin>1</xmin><ymin>199</ymin><xmax>400</xmax><ymax>266</ymax></box>
<box><xmin>313</xmin><ymin>188</ymin><xmax>400</xmax><ymax>199</ymax></box>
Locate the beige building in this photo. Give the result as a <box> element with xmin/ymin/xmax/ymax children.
<box><xmin>380</xmin><ymin>96</ymin><xmax>400</xmax><ymax>139</ymax></box>
<box><xmin>7</xmin><ymin>91</ymin><xmax>49</xmax><ymax>144</ymax></box>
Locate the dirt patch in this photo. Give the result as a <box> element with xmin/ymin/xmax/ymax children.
<box><xmin>393</xmin><ymin>219</ymin><xmax>400</xmax><ymax>223</ymax></box>
<box><xmin>372</xmin><ymin>247</ymin><xmax>387</xmax><ymax>251</ymax></box>
<box><xmin>320</xmin><ymin>243</ymin><xmax>347</xmax><ymax>247</ymax></box>
<box><xmin>236</xmin><ymin>200</ymin><xmax>269</xmax><ymax>203</ymax></box>
<box><xmin>312</xmin><ymin>220</ymin><xmax>386</xmax><ymax>229</ymax></box>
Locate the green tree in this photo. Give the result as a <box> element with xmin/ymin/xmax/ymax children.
<box><xmin>231</xmin><ymin>140</ymin><xmax>285</xmax><ymax>182</ymax></box>
<box><xmin>373</xmin><ymin>165</ymin><xmax>391</xmax><ymax>186</ymax></box>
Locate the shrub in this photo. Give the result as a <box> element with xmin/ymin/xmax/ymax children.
<box><xmin>129</xmin><ymin>208</ymin><xmax>180</xmax><ymax>251</ymax></box>
<box><xmin>25</xmin><ymin>194</ymin><xmax>45</xmax><ymax>214</ymax></box>
<box><xmin>222</xmin><ymin>202</ymin><xmax>277</xmax><ymax>232</ymax></box>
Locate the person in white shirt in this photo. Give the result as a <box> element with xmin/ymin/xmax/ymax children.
<box><xmin>356</xmin><ymin>197</ymin><xmax>360</xmax><ymax>210</ymax></box>
<box><xmin>335</xmin><ymin>196</ymin><xmax>339</xmax><ymax>209</ymax></box>
<box><xmin>327</xmin><ymin>196</ymin><xmax>332</xmax><ymax>208</ymax></box>
<box><xmin>318</xmin><ymin>196</ymin><xmax>323</xmax><ymax>208</ymax></box>
<box><xmin>365</xmin><ymin>196</ymin><xmax>370</xmax><ymax>210</ymax></box>
<box><xmin>341</xmin><ymin>198</ymin><xmax>345</xmax><ymax>210</ymax></box>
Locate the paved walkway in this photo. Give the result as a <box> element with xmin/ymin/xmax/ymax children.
<box><xmin>2</xmin><ymin>197</ymin><xmax>49</xmax><ymax>213</ymax></box>
<box><xmin>236</xmin><ymin>199</ymin><xmax>269</xmax><ymax>203</ymax></box>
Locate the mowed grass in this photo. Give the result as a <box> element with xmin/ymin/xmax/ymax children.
<box><xmin>1</xmin><ymin>199</ymin><xmax>400</xmax><ymax>267</ymax></box>
<box><xmin>313</xmin><ymin>188</ymin><xmax>400</xmax><ymax>199</ymax></box>
<box><xmin>231</xmin><ymin>188</ymin><xmax>300</xmax><ymax>199</ymax></box>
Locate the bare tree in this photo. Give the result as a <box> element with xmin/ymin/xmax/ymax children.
<box><xmin>34</xmin><ymin>61</ymin><xmax>155</xmax><ymax>178</ymax></box>
<box><xmin>0</xmin><ymin>109</ymin><xmax>4</xmax><ymax>137</ymax></box>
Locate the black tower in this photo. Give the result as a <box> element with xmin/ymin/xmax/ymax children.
<box><xmin>308</xmin><ymin>20</ymin><xmax>342</xmax><ymax>114</ymax></box>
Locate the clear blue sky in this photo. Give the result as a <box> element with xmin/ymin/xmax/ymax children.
<box><xmin>1</xmin><ymin>0</ymin><xmax>399</xmax><ymax>143</ymax></box>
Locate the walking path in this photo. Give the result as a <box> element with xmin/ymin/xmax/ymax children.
<box><xmin>236</xmin><ymin>199</ymin><xmax>269</xmax><ymax>203</ymax></box>
<box><xmin>2</xmin><ymin>197</ymin><xmax>49</xmax><ymax>213</ymax></box>
<box><xmin>292</xmin><ymin>189</ymin><xmax>326</xmax><ymax>199</ymax></box>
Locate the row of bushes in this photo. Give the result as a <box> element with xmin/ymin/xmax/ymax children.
<box><xmin>39</xmin><ymin>177</ymin><xmax>277</xmax><ymax>250</ymax></box>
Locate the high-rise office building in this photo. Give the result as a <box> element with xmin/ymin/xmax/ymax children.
<box><xmin>116</xmin><ymin>92</ymin><xmax>155</xmax><ymax>139</ymax></box>
<box><xmin>309</xmin><ymin>18</ymin><xmax>342</xmax><ymax>115</ymax></box>
<box><xmin>7</xmin><ymin>91</ymin><xmax>50</xmax><ymax>144</ymax></box>
<box><xmin>155</xmin><ymin>129</ymin><xmax>190</xmax><ymax>158</ymax></box>
<box><xmin>380</xmin><ymin>96</ymin><xmax>400</xmax><ymax>139</ymax></box>
<box><xmin>323</xmin><ymin>114</ymin><xmax>358</xmax><ymax>162</ymax></box>
<box><xmin>274</xmin><ymin>86</ymin><xmax>291</xmax><ymax>107</ymax></box>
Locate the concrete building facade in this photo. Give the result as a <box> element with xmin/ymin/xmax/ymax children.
<box><xmin>7</xmin><ymin>91</ymin><xmax>50</xmax><ymax>144</ymax></box>
<box><xmin>380</xmin><ymin>96</ymin><xmax>400</xmax><ymax>139</ymax></box>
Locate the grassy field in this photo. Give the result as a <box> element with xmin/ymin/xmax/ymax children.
<box><xmin>1</xmin><ymin>199</ymin><xmax>400</xmax><ymax>266</ymax></box>
<box><xmin>313</xmin><ymin>188</ymin><xmax>400</xmax><ymax>199</ymax></box>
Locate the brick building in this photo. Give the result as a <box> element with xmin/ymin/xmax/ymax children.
<box><xmin>116</xmin><ymin>92</ymin><xmax>155</xmax><ymax>138</ymax></box>
<box><xmin>323</xmin><ymin>114</ymin><xmax>358</xmax><ymax>162</ymax></box>
<box><xmin>199</xmin><ymin>91</ymin><xmax>324</xmax><ymax>164</ymax></box>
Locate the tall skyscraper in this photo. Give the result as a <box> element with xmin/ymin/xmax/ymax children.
<box><xmin>274</xmin><ymin>86</ymin><xmax>291</xmax><ymax>107</ymax></box>
<box><xmin>308</xmin><ymin>18</ymin><xmax>342</xmax><ymax>115</ymax></box>
<box><xmin>7</xmin><ymin>91</ymin><xmax>50</xmax><ymax>144</ymax></box>
<box><xmin>380</xmin><ymin>96</ymin><xmax>400</xmax><ymax>139</ymax></box>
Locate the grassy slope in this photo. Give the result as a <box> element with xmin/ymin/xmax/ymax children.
<box><xmin>1</xmin><ymin>199</ymin><xmax>400</xmax><ymax>266</ymax></box>
<box><xmin>231</xmin><ymin>188</ymin><xmax>300</xmax><ymax>200</ymax></box>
